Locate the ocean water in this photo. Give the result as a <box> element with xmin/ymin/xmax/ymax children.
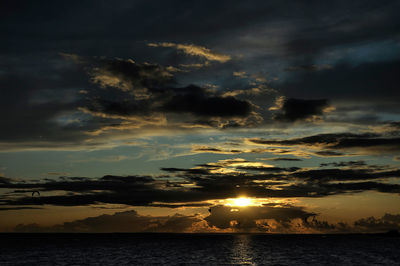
<box><xmin>0</xmin><ymin>233</ymin><xmax>399</xmax><ymax>265</ymax></box>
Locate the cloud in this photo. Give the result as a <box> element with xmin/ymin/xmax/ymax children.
<box><xmin>0</xmin><ymin>176</ymin><xmax>12</xmax><ymax>184</ymax></box>
<box><xmin>11</xmin><ymin>207</ymin><xmax>400</xmax><ymax>233</ymax></box>
<box><xmin>159</xmin><ymin>85</ymin><xmax>251</xmax><ymax>117</ymax></box>
<box><xmin>160</xmin><ymin>167</ymin><xmax>211</xmax><ymax>175</ymax></box>
<box><xmin>291</xmin><ymin>213</ymin><xmax>400</xmax><ymax>233</ymax></box>
<box><xmin>354</xmin><ymin>213</ymin><xmax>400</xmax><ymax>233</ymax></box>
<box><xmin>193</xmin><ymin>147</ymin><xmax>237</xmax><ymax>154</ymax></box>
<box><xmin>270</xmin><ymin>97</ymin><xmax>333</xmax><ymax>122</ymax></box>
<box><xmin>13</xmin><ymin>210</ymin><xmax>202</xmax><ymax>233</ymax></box>
<box><xmin>0</xmin><ymin>69</ymin><xmax>89</xmax><ymax>146</ymax></box>
<box><xmin>148</xmin><ymin>42</ymin><xmax>231</xmax><ymax>63</ymax></box>
<box><xmin>81</xmin><ymin>84</ymin><xmax>255</xmax><ymax>131</ymax></box>
<box><xmin>1</xmin><ymin>153</ymin><xmax>400</xmax><ymax>210</ymax></box>
<box><xmin>233</xmin><ymin>71</ymin><xmax>248</xmax><ymax>78</ymax></box>
<box><xmin>0</xmin><ymin>50</ymin><xmax>272</xmax><ymax>151</ymax></box>
<box><xmin>294</xmin><ymin>212</ymin><xmax>400</xmax><ymax>234</ymax></box>
<box><xmin>289</xmin><ymin>168</ymin><xmax>400</xmax><ymax>182</ymax></box>
<box><xmin>235</xmin><ymin>166</ymin><xmax>300</xmax><ymax>172</ymax></box>
<box><xmin>62</xmin><ymin>53</ymin><xmax>173</xmax><ymax>95</ymax></box>
<box><xmin>0</xmin><ymin>54</ymin><xmax>182</xmax><ymax>151</ymax></box>
<box><xmin>205</xmin><ymin>204</ymin><xmax>315</xmax><ymax>231</ymax></box>
<box><xmin>278</xmin><ymin>60</ymin><xmax>400</xmax><ymax>112</ymax></box>
<box><xmin>0</xmin><ymin>167</ymin><xmax>398</xmax><ymax>209</ymax></box>
<box><xmin>2</xmin><ymin>0</ymin><xmax>400</xmax><ymax>235</ymax></box>
<box><xmin>284</xmin><ymin>64</ymin><xmax>333</xmax><ymax>72</ymax></box>
<box><xmin>163</xmin><ymin>158</ymin><xmax>300</xmax><ymax>175</ymax></box>
<box><xmin>191</xmin><ymin>145</ymin><xmax>278</xmax><ymax>155</ymax></box>
<box><xmin>319</xmin><ymin>160</ymin><xmax>367</xmax><ymax>167</ymax></box>
<box><xmin>249</xmin><ymin>132</ymin><xmax>400</xmax><ymax>155</ymax></box>
<box><xmin>313</xmin><ymin>150</ymin><xmax>346</xmax><ymax>157</ymax></box>
<box><xmin>222</xmin><ymin>84</ymin><xmax>276</xmax><ymax>98</ymax></box>
<box><xmin>0</xmin><ymin>207</ymin><xmax>42</xmax><ymax>211</ymax></box>
<box><xmin>10</xmin><ymin>205</ymin><xmax>317</xmax><ymax>233</ymax></box>
<box><xmin>191</xmin><ymin>146</ymin><xmax>246</xmax><ymax>155</ymax></box>
<box><xmin>62</xmin><ymin>54</ymin><xmax>258</xmax><ymax>132</ymax></box>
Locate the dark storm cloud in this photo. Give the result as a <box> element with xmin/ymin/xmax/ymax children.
<box><xmin>272</xmin><ymin>98</ymin><xmax>331</xmax><ymax>122</ymax></box>
<box><xmin>0</xmin><ymin>176</ymin><xmax>12</xmax><ymax>184</ymax></box>
<box><xmin>0</xmin><ymin>55</ymin><xmax>165</xmax><ymax>150</ymax></box>
<box><xmin>289</xmin><ymin>168</ymin><xmax>400</xmax><ymax>182</ymax></box>
<box><xmin>0</xmin><ymin>173</ymin><xmax>399</xmax><ymax>209</ymax></box>
<box><xmin>1</xmin><ymin>0</ymin><xmax>400</xmax><ymax>234</ymax></box>
<box><xmin>0</xmin><ymin>207</ymin><xmax>42</xmax><ymax>211</ymax></box>
<box><xmin>0</xmin><ymin>51</ymin><xmax>256</xmax><ymax>150</ymax></box>
<box><xmin>160</xmin><ymin>85</ymin><xmax>251</xmax><ymax>117</ymax></box>
<box><xmin>2</xmin><ymin>157</ymin><xmax>400</xmax><ymax>208</ymax></box>
<box><xmin>320</xmin><ymin>160</ymin><xmax>367</xmax><ymax>167</ymax></box>
<box><xmin>283</xmin><ymin>7</ymin><xmax>400</xmax><ymax>57</ymax></box>
<box><xmin>278</xmin><ymin>60</ymin><xmax>400</xmax><ymax>104</ymax></box>
<box><xmin>250</xmin><ymin>132</ymin><xmax>376</xmax><ymax>146</ymax></box>
<box><xmin>87</xmin><ymin>84</ymin><xmax>252</xmax><ymax>119</ymax></box>
<box><xmin>333</xmin><ymin>137</ymin><xmax>400</xmax><ymax>151</ymax></box>
<box><xmin>0</xmin><ymin>174</ymin><xmax>235</xmax><ymax>207</ymax></box>
<box><xmin>324</xmin><ymin>181</ymin><xmax>400</xmax><ymax>194</ymax></box>
<box><xmin>160</xmin><ymin>167</ymin><xmax>211</xmax><ymax>175</ymax></box>
<box><xmin>1</xmin><ymin>0</ymin><xmax>400</xmax><ymax>149</ymax></box>
<box><xmin>0</xmin><ymin>154</ymin><xmax>394</xmax><ymax>204</ymax></box>
<box><xmin>86</xmin><ymin>98</ymin><xmax>151</xmax><ymax>117</ymax></box>
<box><xmin>0</xmin><ymin>69</ymin><xmax>89</xmax><ymax>144</ymax></box>
<box><xmin>158</xmin><ymin>159</ymin><xmax>400</xmax><ymax>197</ymax></box>
<box><xmin>67</xmin><ymin>54</ymin><xmax>254</xmax><ymax>124</ymax></box>
<box><xmin>250</xmin><ymin>132</ymin><xmax>400</xmax><ymax>155</ymax></box>
<box><xmin>3</xmin><ymin>0</ymin><xmax>399</xmax><ymax>55</ymax></box>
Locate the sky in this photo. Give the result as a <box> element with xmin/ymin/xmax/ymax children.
<box><xmin>1</xmin><ymin>0</ymin><xmax>400</xmax><ymax>233</ymax></box>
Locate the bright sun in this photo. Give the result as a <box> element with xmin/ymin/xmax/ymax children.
<box><xmin>231</xmin><ymin>197</ymin><xmax>253</xmax><ymax>207</ymax></box>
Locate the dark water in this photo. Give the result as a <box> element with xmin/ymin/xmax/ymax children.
<box><xmin>0</xmin><ymin>233</ymin><xmax>399</xmax><ymax>265</ymax></box>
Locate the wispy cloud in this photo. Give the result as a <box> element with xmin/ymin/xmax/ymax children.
<box><xmin>284</xmin><ymin>64</ymin><xmax>333</xmax><ymax>72</ymax></box>
<box><xmin>148</xmin><ymin>42</ymin><xmax>231</xmax><ymax>63</ymax></box>
<box><xmin>249</xmin><ymin>131</ymin><xmax>400</xmax><ymax>156</ymax></box>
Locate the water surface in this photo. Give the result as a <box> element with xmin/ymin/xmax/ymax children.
<box><xmin>0</xmin><ymin>233</ymin><xmax>398</xmax><ymax>265</ymax></box>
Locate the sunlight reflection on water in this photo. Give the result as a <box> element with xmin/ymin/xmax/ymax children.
<box><xmin>231</xmin><ymin>234</ymin><xmax>256</xmax><ymax>265</ymax></box>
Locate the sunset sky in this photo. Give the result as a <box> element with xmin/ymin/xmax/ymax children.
<box><xmin>1</xmin><ymin>0</ymin><xmax>400</xmax><ymax>233</ymax></box>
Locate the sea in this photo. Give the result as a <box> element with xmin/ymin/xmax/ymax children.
<box><xmin>0</xmin><ymin>233</ymin><xmax>399</xmax><ymax>265</ymax></box>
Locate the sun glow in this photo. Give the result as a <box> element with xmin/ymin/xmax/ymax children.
<box><xmin>227</xmin><ymin>197</ymin><xmax>253</xmax><ymax>207</ymax></box>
